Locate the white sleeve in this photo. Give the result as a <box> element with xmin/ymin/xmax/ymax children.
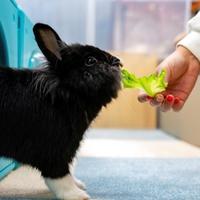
<box><xmin>177</xmin><ymin>11</ymin><xmax>200</xmax><ymax>61</ymax></box>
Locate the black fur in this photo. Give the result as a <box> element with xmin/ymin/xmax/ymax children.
<box><xmin>0</xmin><ymin>23</ymin><xmax>121</xmax><ymax>178</ymax></box>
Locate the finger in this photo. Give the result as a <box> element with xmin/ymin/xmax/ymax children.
<box><xmin>149</xmin><ymin>94</ymin><xmax>165</xmax><ymax>107</ymax></box>
<box><xmin>150</xmin><ymin>99</ymin><xmax>161</xmax><ymax>107</ymax></box>
<box><xmin>155</xmin><ymin>94</ymin><xmax>165</xmax><ymax>103</ymax></box>
<box><xmin>160</xmin><ymin>94</ymin><xmax>175</xmax><ymax>112</ymax></box>
<box><xmin>155</xmin><ymin>61</ymin><xmax>170</xmax><ymax>83</ymax></box>
<box><xmin>138</xmin><ymin>92</ymin><xmax>152</xmax><ymax>103</ymax></box>
<box><xmin>138</xmin><ymin>94</ymin><xmax>147</xmax><ymax>103</ymax></box>
<box><xmin>172</xmin><ymin>97</ymin><xmax>184</xmax><ymax>112</ymax></box>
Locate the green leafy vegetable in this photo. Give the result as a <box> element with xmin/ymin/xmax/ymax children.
<box><xmin>121</xmin><ymin>69</ymin><xmax>168</xmax><ymax>97</ymax></box>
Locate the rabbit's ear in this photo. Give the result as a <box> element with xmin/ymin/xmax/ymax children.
<box><xmin>33</xmin><ymin>23</ymin><xmax>62</xmax><ymax>65</ymax></box>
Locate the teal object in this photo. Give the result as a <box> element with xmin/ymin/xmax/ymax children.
<box><xmin>0</xmin><ymin>158</ymin><xmax>17</xmax><ymax>181</ymax></box>
<box><xmin>0</xmin><ymin>0</ymin><xmax>41</xmax><ymax>180</ymax></box>
<box><xmin>0</xmin><ymin>0</ymin><xmax>18</xmax><ymax>67</ymax></box>
<box><xmin>18</xmin><ymin>9</ymin><xmax>41</xmax><ymax>68</ymax></box>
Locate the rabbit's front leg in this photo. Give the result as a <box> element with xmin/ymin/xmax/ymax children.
<box><xmin>44</xmin><ymin>173</ymin><xmax>90</xmax><ymax>200</ymax></box>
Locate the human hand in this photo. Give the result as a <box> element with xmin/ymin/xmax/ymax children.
<box><xmin>138</xmin><ymin>46</ymin><xmax>200</xmax><ymax>112</ymax></box>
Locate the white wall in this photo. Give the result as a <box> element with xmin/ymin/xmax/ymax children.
<box><xmin>17</xmin><ymin>0</ymin><xmax>87</xmax><ymax>44</ymax></box>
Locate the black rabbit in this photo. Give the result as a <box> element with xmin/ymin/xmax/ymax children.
<box><xmin>0</xmin><ymin>23</ymin><xmax>122</xmax><ymax>200</ymax></box>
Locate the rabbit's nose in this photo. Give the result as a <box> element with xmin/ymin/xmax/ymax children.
<box><xmin>112</xmin><ymin>57</ymin><xmax>120</xmax><ymax>65</ymax></box>
<box><xmin>112</xmin><ymin>57</ymin><xmax>123</xmax><ymax>67</ymax></box>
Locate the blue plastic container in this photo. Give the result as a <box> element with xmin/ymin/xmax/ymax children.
<box><xmin>0</xmin><ymin>0</ymin><xmax>41</xmax><ymax>180</ymax></box>
<box><xmin>18</xmin><ymin>9</ymin><xmax>41</xmax><ymax>68</ymax></box>
<box><xmin>0</xmin><ymin>0</ymin><xmax>18</xmax><ymax>67</ymax></box>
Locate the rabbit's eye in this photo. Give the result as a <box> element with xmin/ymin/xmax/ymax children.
<box><xmin>85</xmin><ymin>56</ymin><xmax>97</xmax><ymax>67</ymax></box>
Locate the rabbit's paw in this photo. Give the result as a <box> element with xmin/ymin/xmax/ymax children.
<box><xmin>61</xmin><ymin>188</ymin><xmax>90</xmax><ymax>200</ymax></box>
<box><xmin>44</xmin><ymin>174</ymin><xmax>89</xmax><ymax>200</ymax></box>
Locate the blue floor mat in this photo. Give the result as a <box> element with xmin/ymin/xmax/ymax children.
<box><xmin>1</xmin><ymin>157</ymin><xmax>200</xmax><ymax>200</ymax></box>
<box><xmin>75</xmin><ymin>158</ymin><xmax>200</xmax><ymax>200</ymax></box>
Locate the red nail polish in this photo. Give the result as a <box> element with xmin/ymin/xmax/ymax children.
<box><xmin>166</xmin><ymin>95</ymin><xmax>174</xmax><ymax>102</ymax></box>
<box><xmin>174</xmin><ymin>97</ymin><xmax>180</xmax><ymax>104</ymax></box>
<box><xmin>146</xmin><ymin>96</ymin><xmax>152</xmax><ymax>100</ymax></box>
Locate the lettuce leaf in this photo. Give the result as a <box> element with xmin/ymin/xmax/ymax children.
<box><xmin>121</xmin><ymin>69</ymin><xmax>168</xmax><ymax>97</ymax></box>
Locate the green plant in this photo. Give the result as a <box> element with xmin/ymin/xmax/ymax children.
<box><xmin>121</xmin><ymin>69</ymin><xmax>168</xmax><ymax>97</ymax></box>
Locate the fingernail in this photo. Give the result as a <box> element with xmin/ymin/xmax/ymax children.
<box><xmin>174</xmin><ymin>97</ymin><xmax>180</xmax><ymax>104</ymax></box>
<box><xmin>155</xmin><ymin>94</ymin><xmax>164</xmax><ymax>103</ymax></box>
<box><xmin>138</xmin><ymin>96</ymin><xmax>146</xmax><ymax>103</ymax></box>
<box><xmin>166</xmin><ymin>95</ymin><xmax>174</xmax><ymax>102</ymax></box>
<box><xmin>146</xmin><ymin>96</ymin><xmax>152</xmax><ymax>101</ymax></box>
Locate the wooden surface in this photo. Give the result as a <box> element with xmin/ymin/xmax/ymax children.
<box><xmin>92</xmin><ymin>52</ymin><xmax>158</xmax><ymax>129</ymax></box>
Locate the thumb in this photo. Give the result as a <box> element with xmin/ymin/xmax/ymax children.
<box><xmin>155</xmin><ymin>59</ymin><xmax>171</xmax><ymax>83</ymax></box>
